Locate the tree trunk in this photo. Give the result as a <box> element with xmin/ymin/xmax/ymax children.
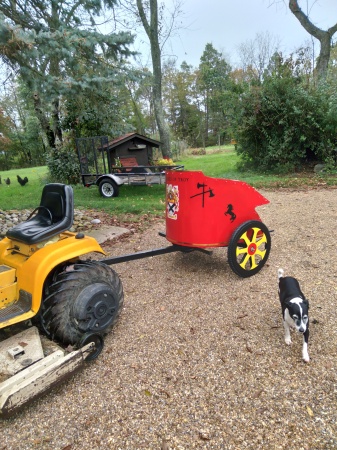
<box><xmin>289</xmin><ymin>0</ymin><xmax>337</xmax><ymax>81</ymax></box>
<box><xmin>52</xmin><ymin>97</ymin><xmax>63</xmax><ymax>145</ymax></box>
<box><xmin>33</xmin><ymin>92</ymin><xmax>55</xmax><ymax>149</ymax></box>
<box><xmin>136</xmin><ymin>0</ymin><xmax>171</xmax><ymax>158</ymax></box>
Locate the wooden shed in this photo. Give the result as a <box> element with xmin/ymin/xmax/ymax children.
<box><xmin>106</xmin><ymin>132</ymin><xmax>161</xmax><ymax>168</ymax></box>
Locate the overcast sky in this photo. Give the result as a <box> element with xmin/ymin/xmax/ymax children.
<box><xmin>132</xmin><ymin>0</ymin><xmax>337</xmax><ymax>68</ymax></box>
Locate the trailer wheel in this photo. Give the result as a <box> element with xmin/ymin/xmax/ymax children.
<box><xmin>99</xmin><ymin>179</ymin><xmax>119</xmax><ymax>198</ymax></box>
<box><xmin>227</xmin><ymin>220</ymin><xmax>271</xmax><ymax>278</ymax></box>
<box><xmin>39</xmin><ymin>261</ymin><xmax>124</xmax><ymax>347</ymax></box>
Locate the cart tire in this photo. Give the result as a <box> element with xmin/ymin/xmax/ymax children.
<box><xmin>38</xmin><ymin>261</ymin><xmax>124</xmax><ymax>347</ymax></box>
<box><xmin>99</xmin><ymin>179</ymin><xmax>119</xmax><ymax>198</ymax></box>
<box><xmin>227</xmin><ymin>220</ymin><xmax>271</xmax><ymax>278</ymax></box>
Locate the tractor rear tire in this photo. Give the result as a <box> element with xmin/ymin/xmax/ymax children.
<box><xmin>39</xmin><ymin>260</ymin><xmax>124</xmax><ymax>348</ymax></box>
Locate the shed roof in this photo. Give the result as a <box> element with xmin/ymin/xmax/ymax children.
<box><xmin>107</xmin><ymin>133</ymin><xmax>161</xmax><ymax>150</ymax></box>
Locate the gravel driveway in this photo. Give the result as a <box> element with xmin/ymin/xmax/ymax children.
<box><xmin>1</xmin><ymin>188</ymin><xmax>337</xmax><ymax>449</ymax></box>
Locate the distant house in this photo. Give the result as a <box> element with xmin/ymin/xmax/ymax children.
<box><xmin>106</xmin><ymin>132</ymin><xmax>161</xmax><ymax>167</ymax></box>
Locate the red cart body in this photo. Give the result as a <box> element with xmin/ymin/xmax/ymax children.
<box><xmin>165</xmin><ymin>170</ymin><xmax>269</xmax><ymax>248</ymax></box>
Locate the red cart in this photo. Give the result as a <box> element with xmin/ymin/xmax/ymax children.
<box><xmin>165</xmin><ymin>170</ymin><xmax>271</xmax><ymax>277</ymax></box>
<box><xmin>106</xmin><ymin>170</ymin><xmax>271</xmax><ymax>278</ymax></box>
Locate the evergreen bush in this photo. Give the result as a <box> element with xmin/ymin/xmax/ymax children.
<box><xmin>236</xmin><ymin>75</ymin><xmax>337</xmax><ymax>173</ymax></box>
<box><xmin>46</xmin><ymin>142</ymin><xmax>80</xmax><ymax>184</ymax></box>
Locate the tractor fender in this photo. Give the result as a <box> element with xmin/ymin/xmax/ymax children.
<box><xmin>95</xmin><ymin>174</ymin><xmax>124</xmax><ymax>186</ymax></box>
<box><xmin>15</xmin><ymin>234</ymin><xmax>106</xmax><ymax>316</ymax></box>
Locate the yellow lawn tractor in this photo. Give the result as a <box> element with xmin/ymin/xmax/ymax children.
<box><xmin>0</xmin><ymin>183</ymin><xmax>124</xmax><ymax>417</ymax></box>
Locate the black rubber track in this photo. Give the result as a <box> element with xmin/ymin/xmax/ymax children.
<box><xmin>38</xmin><ymin>260</ymin><xmax>124</xmax><ymax>346</ymax></box>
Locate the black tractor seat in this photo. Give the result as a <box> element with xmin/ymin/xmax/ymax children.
<box><xmin>6</xmin><ymin>183</ymin><xmax>74</xmax><ymax>245</ymax></box>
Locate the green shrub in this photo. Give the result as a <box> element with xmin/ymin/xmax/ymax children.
<box><xmin>236</xmin><ymin>76</ymin><xmax>336</xmax><ymax>173</ymax></box>
<box><xmin>46</xmin><ymin>142</ymin><xmax>80</xmax><ymax>184</ymax></box>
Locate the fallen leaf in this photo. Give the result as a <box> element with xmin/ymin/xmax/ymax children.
<box><xmin>238</xmin><ymin>313</ymin><xmax>248</xmax><ymax>319</ymax></box>
<box><xmin>306</xmin><ymin>406</ymin><xmax>314</xmax><ymax>417</ymax></box>
<box><xmin>199</xmin><ymin>430</ymin><xmax>211</xmax><ymax>441</ymax></box>
<box><xmin>18</xmin><ymin>341</ymin><xmax>28</xmax><ymax>347</ymax></box>
<box><xmin>160</xmin><ymin>389</ymin><xmax>171</xmax><ymax>398</ymax></box>
<box><xmin>246</xmin><ymin>342</ymin><xmax>253</xmax><ymax>353</ymax></box>
<box><xmin>252</xmin><ymin>389</ymin><xmax>263</xmax><ymax>398</ymax></box>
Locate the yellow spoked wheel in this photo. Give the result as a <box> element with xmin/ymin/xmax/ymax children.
<box><xmin>227</xmin><ymin>220</ymin><xmax>271</xmax><ymax>277</ymax></box>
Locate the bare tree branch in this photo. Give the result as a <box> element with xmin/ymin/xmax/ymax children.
<box><xmin>269</xmin><ymin>0</ymin><xmax>337</xmax><ymax>80</ymax></box>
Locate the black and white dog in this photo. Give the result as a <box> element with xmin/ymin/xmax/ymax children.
<box><xmin>278</xmin><ymin>268</ymin><xmax>310</xmax><ymax>362</ymax></box>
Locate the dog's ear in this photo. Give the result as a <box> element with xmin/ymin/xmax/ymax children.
<box><xmin>285</xmin><ymin>301</ymin><xmax>293</xmax><ymax>311</ymax></box>
<box><xmin>301</xmin><ymin>297</ymin><xmax>309</xmax><ymax>310</ymax></box>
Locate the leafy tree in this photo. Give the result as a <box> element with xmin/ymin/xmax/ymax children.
<box><xmin>0</xmin><ymin>0</ymin><xmax>135</xmax><ymax>150</ymax></box>
<box><xmin>163</xmin><ymin>60</ymin><xmax>201</xmax><ymax>147</ymax></box>
<box><xmin>265</xmin><ymin>48</ymin><xmax>313</xmax><ymax>82</ymax></box>
<box><xmin>61</xmin><ymin>72</ymin><xmax>145</xmax><ymax>139</ymax></box>
<box><xmin>0</xmin><ymin>108</ymin><xmax>13</xmax><ymax>169</ymax></box>
<box><xmin>122</xmin><ymin>69</ymin><xmax>156</xmax><ymax>135</ymax></box>
<box><xmin>0</xmin><ymin>78</ymin><xmax>45</xmax><ymax>167</ymax></box>
<box><xmin>197</xmin><ymin>43</ymin><xmax>232</xmax><ymax>146</ymax></box>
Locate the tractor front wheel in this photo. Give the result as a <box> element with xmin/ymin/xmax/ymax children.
<box><xmin>39</xmin><ymin>261</ymin><xmax>124</xmax><ymax>356</ymax></box>
<box><xmin>227</xmin><ymin>220</ymin><xmax>271</xmax><ymax>278</ymax></box>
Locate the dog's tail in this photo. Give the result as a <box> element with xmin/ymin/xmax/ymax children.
<box><xmin>278</xmin><ymin>268</ymin><xmax>284</xmax><ymax>280</ymax></box>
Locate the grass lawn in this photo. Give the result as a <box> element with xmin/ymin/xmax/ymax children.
<box><xmin>0</xmin><ymin>166</ymin><xmax>50</xmax><ymax>209</ymax></box>
<box><xmin>1</xmin><ymin>146</ymin><xmax>336</xmax><ymax>220</ymax></box>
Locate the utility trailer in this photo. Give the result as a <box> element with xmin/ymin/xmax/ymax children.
<box><xmin>76</xmin><ymin>135</ymin><xmax>183</xmax><ymax>198</ymax></box>
<box><xmin>0</xmin><ymin>171</ymin><xmax>271</xmax><ymax>416</ymax></box>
